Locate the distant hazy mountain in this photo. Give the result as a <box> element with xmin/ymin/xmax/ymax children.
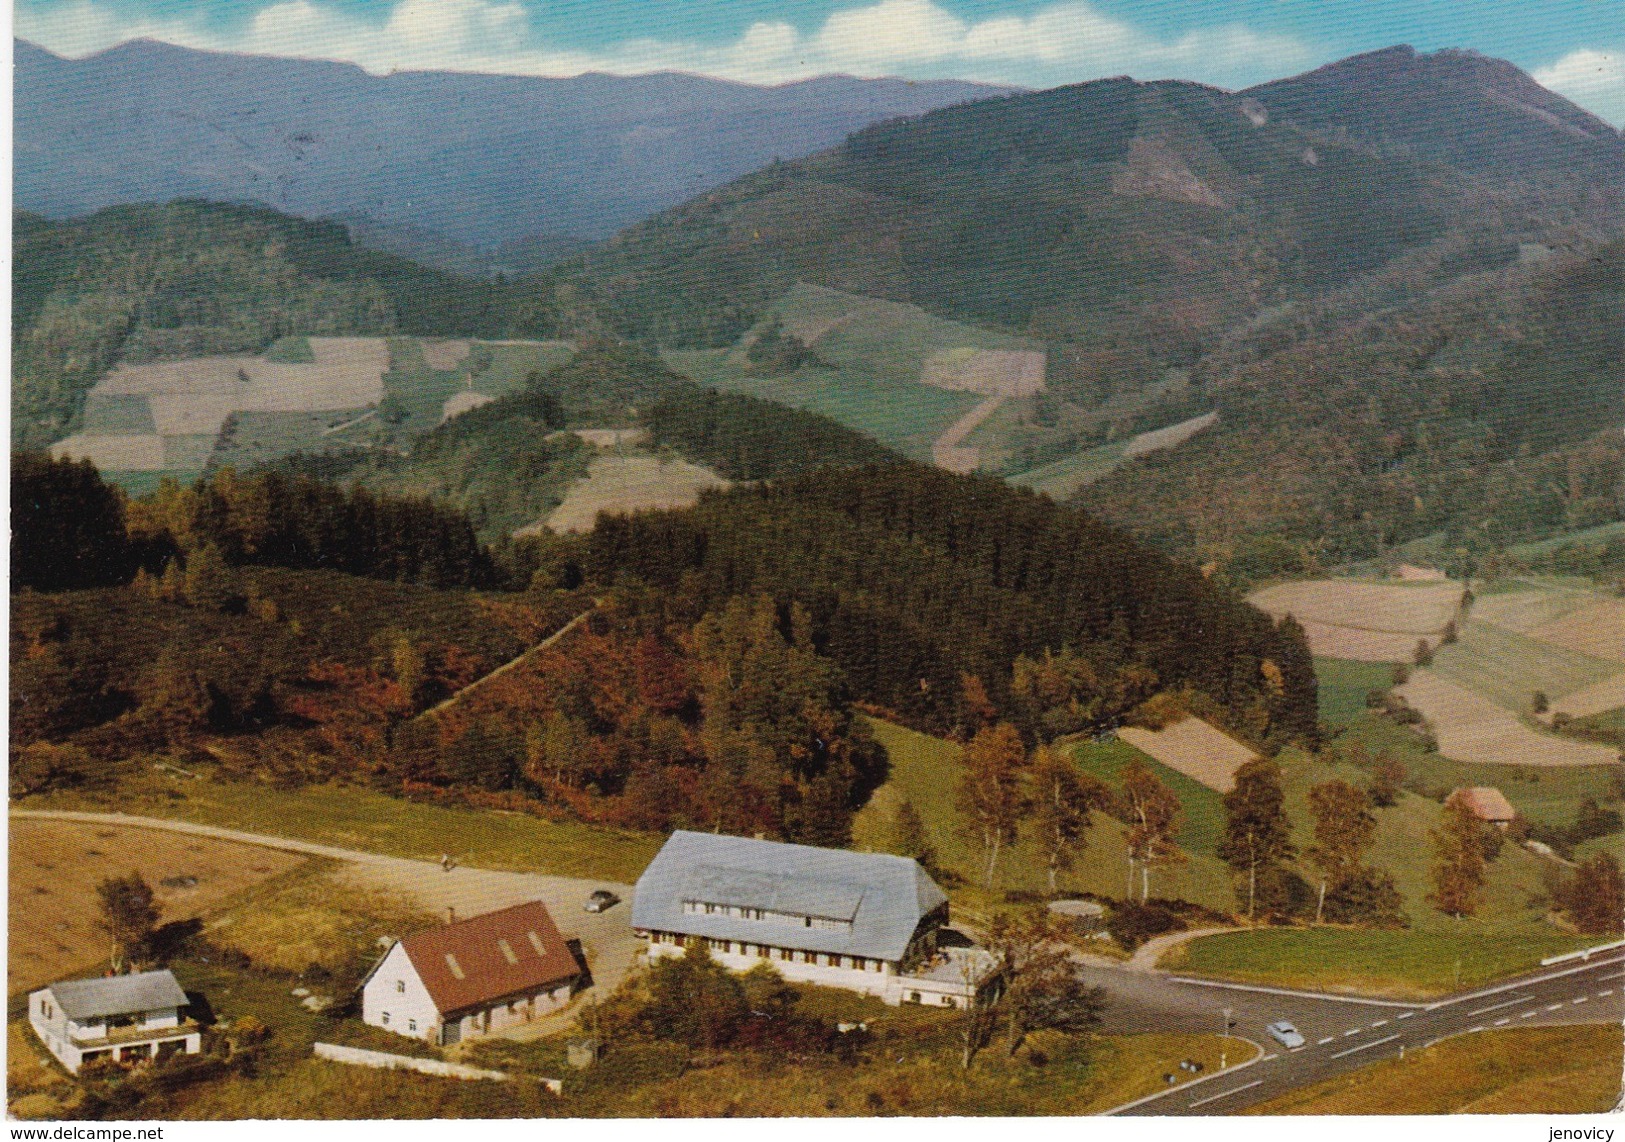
<box><xmin>15</xmin><ymin>38</ymin><xmax>1013</xmax><ymax>247</ymax></box>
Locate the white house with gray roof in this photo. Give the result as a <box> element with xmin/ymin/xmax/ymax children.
<box><xmin>29</xmin><ymin>970</ymin><xmax>200</xmax><ymax>1073</ymax></box>
<box><xmin>632</xmin><ymin>831</ymin><xmax>997</xmax><ymax>1007</ymax></box>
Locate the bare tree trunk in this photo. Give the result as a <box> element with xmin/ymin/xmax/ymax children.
<box><xmin>1141</xmin><ymin>863</ymin><xmax>1150</xmax><ymax>903</ymax></box>
<box><xmin>1316</xmin><ymin>880</ymin><xmax>1326</xmax><ymax>925</ymax></box>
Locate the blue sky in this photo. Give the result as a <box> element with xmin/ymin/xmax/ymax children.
<box><xmin>14</xmin><ymin>0</ymin><xmax>1625</xmax><ymax>122</ymax></box>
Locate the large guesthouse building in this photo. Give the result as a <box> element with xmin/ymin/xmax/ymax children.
<box><xmin>632</xmin><ymin>831</ymin><xmax>995</xmax><ymax>1007</ymax></box>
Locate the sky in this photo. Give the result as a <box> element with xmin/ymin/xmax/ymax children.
<box><xmin>12</xmin><ymin>0</ymin><xmax>1625</xmax><ymax>124</ymax></box>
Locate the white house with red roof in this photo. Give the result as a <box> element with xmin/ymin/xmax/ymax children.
<box><xmin>360</xmin><ymin>900</ymin><xmax>582</xmax><ymax>1046</ymax></box>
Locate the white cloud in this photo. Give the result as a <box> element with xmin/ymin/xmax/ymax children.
<box><xmin>18</xmin><ymin>0</ymin><xmax>1315</xmax><ymax>92</ymax></box>
<box><xmin>1534</xmin><ymin>48</ymin><xmax>1625</xmax><ymax>127</ymax></box>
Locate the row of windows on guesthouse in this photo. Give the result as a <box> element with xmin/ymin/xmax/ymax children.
<box><xmin>650</xmin><ymin>931</ymin><xmax>885</xmax><ymax>971</ymax></box>
<box><xmin>681</xmin><ymin>900</ymin><xmax>853</xmax><ymax>931</ymax></box>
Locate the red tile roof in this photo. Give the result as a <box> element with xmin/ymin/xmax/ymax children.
<box><xmin>401</xmin><ymin>900</ymin><xmax>580</xmax><ymax>1017</ymax></box>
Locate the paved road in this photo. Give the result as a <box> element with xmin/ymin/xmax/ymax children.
<box><xmin>1104</xmin><ymin>948</ymin><xmax>1625</xmax><ymax>1115</ymax></box>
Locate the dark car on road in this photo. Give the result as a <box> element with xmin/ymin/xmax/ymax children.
<box><xmin>584</xmin><ymin>890</ymin><xmax>621</xmax><ymax>913</ymax></box>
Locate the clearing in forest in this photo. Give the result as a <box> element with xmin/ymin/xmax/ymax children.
<box><xmin>1115</xmin><ymin>717</ymin><xmax>1257</xmax><ymax>793</ymax></box>
<box><xmin>525</xmin><ymin>453</ymin><xmax>729</xmax><ymax>535</ymax></box>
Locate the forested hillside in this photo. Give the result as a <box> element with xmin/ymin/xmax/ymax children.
<box><xmin>1079</xmin><ymin>239</ymin><xmax>1625</xmax><ymax>571</ymax></box>
<box><xmin>585</xmin><ymin>464</ymin><xmax>1318</xmax><ymax>749</ymax></box>
<box><xmin>273</xmin><ymin>343</ymin><xmax>899</xmax><ymax>539</ymax></box>
<box><xmin>544</xmin><ymin>48</ymin><xmax>1621</xmax><ymax>357</ymax></box>
<box><xmin>12</xmin><ymin>202</ymin><xmax>515</xmax><ymax>448</ymax></box>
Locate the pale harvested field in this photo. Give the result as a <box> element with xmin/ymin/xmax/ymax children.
<box><xmin>1394</xmin><ymin>564</ymin><xmax>1449</xmax><ymax>582</ymax></box>
<box><xmin>1292</xmin><ymin>620</ymin><xmax>1427</xmax><ymax>662</ymax></box>
<box><xmin>1396</xmin><ymin>670</ymin><xmax>1618</xmax><ymax>767</ymax></box>
<box><xmin>441</xmin><ymin>390</ymin><xmax>495</xmax><ymax>422</ymax></box>
<box><xmin>1530</xmin><ymin>598</ymin><xmax>1625</xmax><ymax>663</ymax></box>
<box><xmin>920</xmin><ymin>348</ymin><xmax>1046</xmax><ymax>397</ymax></box>
<box><xmin>573</xmin><ymin>428</ymin><xmax>650</xmax><ymax>448</ymax></box>
<box><xmin>420</xmin><ymin>339</ymin><xmax>471</xmax><ymax>371</ymax></box>
<box><xmin>49</xmin><ymin>433</ymin><xmax>167</xmax><ymax>470</ymax></box>
<box><xmin>529</xmin><ymin>454</ymin><xmax>729</xmax><ymax>535</ymax></box>
<box><xmin>7</xmin><ymin>819</ymin><xmax>306</xmax><ymax>993</ymax></box>
<box><xmin>1250</xmin><ymin>581</ymin><xmax>1465</xmax><ymax>636</ymax></box>
<box><xmin>932</xmin><ymin>395</ymin><xmax>1004</xmax><ymax>473</ymax></box>
<box><xmin>1550</xmin><ymin>673</ymin><xmax>1625</xmax><ymax>721</ymax></box>
<box><xmin>1117</xmin><ymin>716</ymin><xmax>1256</xmax><ymax>793</ymax></box>
<box><xmin>1473</xmin><ymin>587</ymin><xmax>1595</xmax><ymax>634</ymax></box>
<box><xmin>1121</xmin><ymin>411</ymin><xmax>1220</xmax><ymax>458</ymax></box>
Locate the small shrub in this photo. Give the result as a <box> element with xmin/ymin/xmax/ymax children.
<box><xmin>1106</xmin><ymin>901</ymin><xmax>1184</xmax><ymax>950</ymax></box>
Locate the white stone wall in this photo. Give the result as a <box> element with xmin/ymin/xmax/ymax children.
<box><xmin>362</xmin><ymin>942</ymin><xmax>442</xmax><ymax>1042</ymax></box>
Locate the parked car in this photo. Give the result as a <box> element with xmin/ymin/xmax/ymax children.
<box><xmin>584</xmin><ymin>890</ymin><xmax>621</xmax><ymax>913</ymax></box>
<box><xmin>1266</xmin><ymin>1021</ymin><xmax>1306</xmax><ymax>1049</ymax></box>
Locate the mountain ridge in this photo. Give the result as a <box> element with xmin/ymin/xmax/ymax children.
<box><xmin>15</xmin><ymin>37</ymin><xmax>1015</xmax><ymax>247</ymax></box>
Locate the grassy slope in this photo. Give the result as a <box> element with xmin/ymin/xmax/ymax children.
<box><xmin>663</xmin><ymin>285</ymin><xmax>1039</xmax><ymax>463</ymax></box>
<box><xmin>27</xmin><ymin>767</ymin><xmax>662</xmax><ymax>884</ymax></box>
<box><xmin>1164</xmin><ymin>661</ymin><xmax>1606</xmax><ymax>996</ymax></box>
<box><xmin>1430</xmin><ymin>621</ymin><xmax>1618</xmax><ymax>710</ymax></box>
<box><xmin>1315</xmin><ymin>656</ymin><xmax>1621</xmax><ymax>829</ymax></box>
<box><xmin>1246</xmin><ymin>1024</ymin><xmax>1623</xmax><ymax>1114</ymax></box>
<box><xmin>851</xmin><ymin>718</ymin><xmax>1236</xmax><ymax>915</ymax></box>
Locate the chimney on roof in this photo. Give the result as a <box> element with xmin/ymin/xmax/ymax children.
<box><xmin>446</xmin><ymin>906</ymin><xmax>456</xmax><ymax>926</ymax></box>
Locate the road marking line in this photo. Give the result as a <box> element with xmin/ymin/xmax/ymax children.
<box><xmin>1370</xmin><ymin>1019</ymin><xmax>1388</xmax><ymax>1027</ymax></box>
<box><xmin>1330</xmin><ymin>1034</ymin><xmax>1399</xmax><ymax>1060</ymax></box>
<box><xmin>1494</xmin><ymin>1018</ymin><xmax>1510</xmax><ymax>1026</ymax></box>
<box><xmin>1467</xmin><ymin>1026</ymin><xmax>1485</xmax><ymax>1034</ymax></box>
<box><xmin>1167</xmin><ymin>977</ymin><xmax>1422</xmax><ymax>1008</ymax></box>
<box><xmin>1598</xmin><ymin>990</ymin><xmax>1613</xmax><ymax>998</ymax></box>
<box><xmin>1317</xmin><ymin>1037</ymin><xmax>1335</xmax><ymax>1045</ymax></box>
<box><xmin>1465</xmin><ymin>997</ymin><xmax>1528</xmax><ymax>1017</ymax></box>
<box><xmin>1343</xmin><ymin>1029</ymin><xmax>1361</xmax><ymax>1036</ymax></box>
<box><xmin>1188</xmin><ymin>1080</ymin><xmax>1263</xmax><ymax>1109</ymax></box>
<box><xmin>1423</xmin><ymin>954</ymin><xmax>1625</xmax><ymax>1012</ymax></box>
<box><xmin>1546</xmin><ymin>1003</ymin><xmax>1564</xmax><ymax>1011</ymax></box>
<box><xmin>1397</xmin><ymin>1011</ymin><xmax>1415</xmax><ymax>1019</ymax></box>
<box><xmin>1262</xmin><ymin>1053</ymin><xmax>1278</xmax><ymax>1061</ymax></box>
<box><xmin>1520</xmin><ymin>1010</ymin><xmax>1538</xmax><ymax>1018</ymax></box>
<box><xmin>1572</xmin><ymin>996</ymin><xmax>1588</xmax><ymax>1004</ymax></box>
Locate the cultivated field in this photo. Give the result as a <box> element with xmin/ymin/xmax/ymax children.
<box><xmin>440</xmin><ymin>389</ymin><xmax>494</xmax><ymax>422</ymax></box>
<box><xmin>1248</xmin><ymin>579</ymin><xmax>1467</xmax><ymax>661</ymax></box>
<box><xmin>419</xmin><ymin>339</ymin><xmax>471</xmax><ymax>371</ymax></box>
<box><xmin>1396</xmin><ymin>669</ymin><xmax>1618</xmax><ymax>767</ymax></box>
<box><xmin>920</xmin><ymin>348</ymin><xmax>1045</xmax><ymax>397</ymax></box>
<box><xmin>1551</xmin><ymin>673</ymin><xmax>1625</xmax><ymax>720</ymax></box>
<box><xmin>932</xmin><ymin>396</ymin><xmax>1005</xmax><ymax>473</ymax></box>
<box><xmin>1530</xmin><ymin>598</ymin><xmax>1625</xmax><ymax>662</ymax></box>
<box><xmin>1116</xmin><ymin>716</ymin><xmax>1256</xmax><ymax>793</ymax></box>
<box><xmin>1120</xmin><ymin>410</ymin><xmax>1219</xmax><ymax>458</ymax></box>
<box><xmin>666</xmin><ymin>284</ymin><xmax>1041</xmax><ymax>466</ymax></box>
<box><xmin>7</xmin><ymin>817</ymin><xmax>307</xmax><ymax>993</ymax></box>
<box><xmin>522</xmin><ymin>453</ymin><xmax>729</xmax><ymax>535</ymax></box>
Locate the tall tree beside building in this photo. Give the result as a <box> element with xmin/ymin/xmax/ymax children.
<box><xmin>1218</xmin><ymin>759</ymin><xmax>1296</xmax><ymax>921</ymax></box>
<box><xmin>1429</xmin><ymin>799</ymin><xmax>1487</xmax><ymax>918</ymax></box>
<box><xmin>956</xmin><ymin>722</ymin><xmax>1029</xmax><ymax>889</ymax></box>
<box><xmin>1028</xmin><ymin>746</ymin><xmax>1109</xmax><ymax>893</ymax></box>
<box><xmin>97</xmin><ymin>871</ymin><xmax>160</xmax><ymax>973</ymax></box>
<box><xmin>1119</xmin><ymin>760</ymin><xmax>1184</xmax><ymax>902</ymax></box>
<box><xmin>987</xmin><ymin>912</ymin><xmax>1105</xmax><ymax>1058</ymax></box>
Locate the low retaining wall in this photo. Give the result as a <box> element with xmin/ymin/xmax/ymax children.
<box><xmin>313</xmin><ymin>1042</ymin><xmax>561</xmax><ymax>1093</ymax></box>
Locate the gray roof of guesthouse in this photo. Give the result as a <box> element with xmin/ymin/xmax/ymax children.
<box><xmin>44</xmin><ymin>970</ymin><xmax>189</xmax><ymax>1021</ymax></box>
<box><xmin>632</xmin><ymin>831</ymin><xmax>948</xmax><ymax>962</ymax></box>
